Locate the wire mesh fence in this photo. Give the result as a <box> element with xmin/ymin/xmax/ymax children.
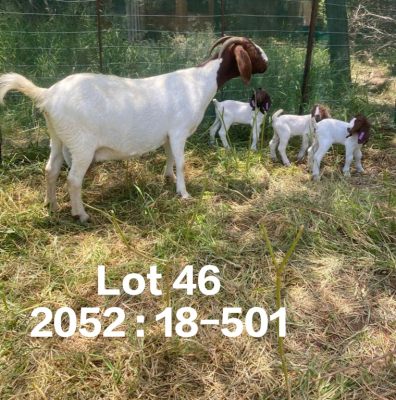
<box><xmin>0</xmin><ymin>0</ymin><xmax>394</xmax><ymax>137</ymax></box>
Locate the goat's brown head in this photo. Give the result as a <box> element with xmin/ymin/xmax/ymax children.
<box><xmin>346</xmin><ymin>115</ymin><xmax>371</xmax><ymax>144</ymax></box>
<box><xmin>311</xmin><ymin>104</ymin><xmax>332</xmax><ymax>122</ymax></box>
<box><xmin>206</xmin><ymin>36</ymin><xmax>268</xmax><ymax>89</ymax></box>
<box><xmin>249</xmin><ymin>87</ymin><xmax>271</xmax><ymax>113</ymax></box>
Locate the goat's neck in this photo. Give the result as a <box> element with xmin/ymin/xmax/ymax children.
<box><xmin>190</xmin><ymin>59</ymin><xmax>223</xmax><ymax>109</ymax></box>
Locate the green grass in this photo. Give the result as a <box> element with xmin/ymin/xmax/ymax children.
<box><xmin>0</xmin><ymin>119</ymin><xmax>395</xmax><ymax>399</ymax></box>
<box><xmin>1</xmin><ymin>4</ymin><xmax>396</xmax><ymax>398</ymax></box>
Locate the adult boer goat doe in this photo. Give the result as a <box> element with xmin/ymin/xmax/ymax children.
<box><xmin>0</xmin><ymin>36</ymin><xmax>268</xmax><ymax>222</ymax></box>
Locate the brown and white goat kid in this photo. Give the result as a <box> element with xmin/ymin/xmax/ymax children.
<box><xmin>0</xmin><ymin>36</ymin><xmax>268</xmax><ymax>222</ymax></box>
<box><xmin>270</xmin><ymin>104</ymin><xmax>331</xmax><ymax>166</ymax></box>
<box><xmin>308</xmin><ymin>115</ymin><xmax>371</xmax><ymax>180</ymax></box>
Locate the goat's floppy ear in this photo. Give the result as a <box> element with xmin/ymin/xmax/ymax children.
<box><xmin>234</xmin><ymin>45</ymin><xmax>252</xmax><ymax>85</ymax></box>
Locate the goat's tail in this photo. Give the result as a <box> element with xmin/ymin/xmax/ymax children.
<box><xmin>311</xmin><ymin>116</ymin><xmax>318</xmax><ymax>130</ymax></box>
<box><xmin>271</xmin><ymin>109</ymin><xmax>283</xmax><ymax>122</ymax></box>
<box><xmin>212</xmin><ymin>98</ymin><xmax>223</xmax><ymax>115</ymax></box>
<box><xmin>0</xmin><ymin>73</ymin><xmax>47</xmax><ymax>108</ymax></box>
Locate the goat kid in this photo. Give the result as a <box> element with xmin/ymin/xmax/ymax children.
<box><xmin>209</xmin><ymin>88</ymin><xmax>271</xmax><ymax>150</ymax></box>
<box><xmin>0</xmin><ymin>36</ymin><xmax>268</xmax><ymax>222</ymax></box>
<box><xmin>270</xmin><ymin>104</ymin><xmax>331</xmax><ymax>166</ymax></box>
<box><xmin>308</xmin><ymin>115</ymin><xmax>371</xmax><ymax>180</ymax></box>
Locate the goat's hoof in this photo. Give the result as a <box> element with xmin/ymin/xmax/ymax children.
<box><xmin>357</xmin><ymin>168</ymin><xmax>364</xmax><ymax>173</ymax></box>
<box><xmin>178</xmin><ymin>192</ymin><xmax>192</xmax><ymax>200</ymax></box>
<box><xmin>72</xmin><ymin>213</ymin><xmax>90</xmax><ymax>223</ymax></box>
<box><xmin>45</xmin><ymin>200</ymin><xmax>58</xmax><ymax>212</ymax></box>
<box><xmin>343</xmin><ymin>171</ymin><xmax>351</xmax><ymax>177</ymax></box>
<box><xmin>284</xmin><ymin>163</ymin><xmax>291</xmax><ymax>168</ymax></box>
<box><xmin>165</xmin><ymin>174</ymin><xmax>176</xmax><ymax>183</ymax></box>
<box><xmin>312</xmin><ymin>175</ymin><xmax>320</xmax><ymax>181</ymax></box>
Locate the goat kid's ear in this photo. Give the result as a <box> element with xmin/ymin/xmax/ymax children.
<box><xmin>234</xmin><ymin>45</ymin><xmax>252</xmax><ymax>85</ymax></box>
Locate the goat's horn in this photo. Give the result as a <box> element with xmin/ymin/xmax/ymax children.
<box><xmin>209</xmin><ymin>36</ymin><xmax>233</xmax><ymax>55</ymax></box>
<box><xmin>218</xmin><ymin>37</ymin><xmax>246</xmax><ymax>59</ymax></box>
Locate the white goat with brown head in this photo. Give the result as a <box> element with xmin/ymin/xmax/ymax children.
<box><xmin>0</xmin><ymin>36</ymin><xmax>268</xmax><ymax>222</ymax></box>
<box><xmin>308</xmin><ymin>115</ymin><xmax>371</xmax><ymax>180</ymax></box>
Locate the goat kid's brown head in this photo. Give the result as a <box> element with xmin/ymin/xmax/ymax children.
<box><xmin>208</xmin><ymin>36</ymin><xmax>268</xmax><ymax>89</ymax></box>
<box><xmin>346</xmin><ymin>115</ymin><xmax>371</xmax><ymax>144</ymax></box>
<box><xmin>311</xmin><ymin>104</ymin><xmax>332</xmax><ymax>122</ymax></box>
<box><xmin>249</xmin><ymin>88</ymin><xmax>271</xmax><ymax>113</ymax></box>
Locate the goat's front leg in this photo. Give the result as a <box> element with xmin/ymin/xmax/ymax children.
<box><xmin>67</xmin><ymin>151</ymin><xmax>94</xmax><ymax>222</ymax></box>
<box><xmin>163</xmin><ymin>138</ymin><xmax>176</xmax><ymax>182</ymax></box>
<box><xmin>354</xmin><ymin>146</ymin><xmax>364</xmax><ymax>173</ymax></box>
<box><xmin>45</xmin><ymin>136</ymin><xmax>64</xmax><ymax>211</ymax></box>
<box><xmin>250</xmin><ymin>122</ymin><xmax>259</xmax><ymax>150</ymax></box>
<box><xmin>343</xmin><ymin>142</ymin><xmax>356</xmax><ymax>175</ymax></box>
<box><xmin>169</xmin><ymin>134</ymin><xmax>190</xmax><ymax>199</ymax></box>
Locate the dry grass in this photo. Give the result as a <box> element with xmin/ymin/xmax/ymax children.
<box><xmin>1</xmin><ymin>116</ymin><xmax>395</xmax><ymax>399</ymax></box>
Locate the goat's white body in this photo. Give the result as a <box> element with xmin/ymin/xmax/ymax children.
<box><xmin>44</xmin><ymin>66</ymin><xmax>220</xmax><ymax>159</ymax></box>
<box><xmin>0</xmin><ymin>62</ymin><xmax>222</xmax><ymax>221</ymax></box>
<box><xmin>210</xmin><ymin>99</ymin><xmax>264</xmax><ymax>150</ymax></box>
<box><xmin>0</xmin><ymin>37</ymin><xmax>269</xmax><ymax>222</ymax></box>
<box><xmin>270</xmin><ymin>110</ymin><xmax>315</xmax><ymax>166</ymax></box>
<box><xmin>308</xmin><ymin>117</ymin><xmax>363</xmax><ymax>180</ymax></box>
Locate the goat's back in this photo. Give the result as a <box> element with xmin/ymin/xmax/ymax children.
<box><xmin>272</xmin><ymin>113</ymin><xmax>312</xmax><ymax>136</ymax></box>
<box><xmin>215</xmin><ymin>100</ymin><xmax>262</xmax><ymax>124</ymax></box>
<box><xmin>42</xmin><ymin>66</ymin><xmax>220</xmax><ymax>156</ymax></box>
<box><xmin>315</xmin><ymin>118</ymin><xmax>356</xmax><ymax>146</ymax></box>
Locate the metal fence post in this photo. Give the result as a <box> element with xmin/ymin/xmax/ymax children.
<box><xmin>299</xmin><ymin>0</ymin><xmax>319</xmax><ymax>114</ymax></box>
<box><xmin>96</xmin><ymin>0</ymin><xmax>103</xmax><ymax>73</ymax></box>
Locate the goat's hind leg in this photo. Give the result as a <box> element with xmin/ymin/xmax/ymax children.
<box><xmin>45</xmin><ymin>134</ymin><xmax>64</xmax><ymax>211</ymax></box>
<box><xmin>269</xmin><ymin>131</ymin><xmax>279</xmax><ymax>160</ymax></box>
<box><xmin>311</xmin><ymin>143</ymin><xmax>331</xmax><ymax>181</ymax></box>
<box><xmin>67</xmin><ymin>149</ymin><xmax>95</xmax><ymax>222</ymax></box>
<box><xmin>209</xmin><ymin>118</ymin><xmax>221</xmax><ymax>145</ymax></box>
<box><xmin>217</xmin><ymin>121</ymin><xmax>231</xmax><ymax>149</ymax></box>
<box><xmin>169</xmin><ymin>133</ymin><xmax>190</xmax><ymax>199</ymax></box>
<box><xmin>163</xmin><ymin>138</ymin><xmax>176</xmax><ymax>183</ymax></box>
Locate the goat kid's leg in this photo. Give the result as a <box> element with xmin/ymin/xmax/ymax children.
<box><xmin>209</xmin><ymin>119</ymin><xmax>221</xmax><ymax>145</ymax></box>
<box><xmin>269</xmin><ymin>131</ymin><xmax>279</xmax><ymax>160</ymax></box>
<box><xmin>278</xmin><ymin>135</ymin><xmax>292</xmax><ymax>167</ymax></box>
<box><xmin>217</xmin><ymin>121</ymin><xmax>231</xmax><ymax>149</ymax></box>
<box><xmin>354</xmin><ymin>146</ymin><xmax>364</xmax><ymax>173</ymax></box>
<box><xmin>308</xmin><ymin>140</ymin><xmax>319</xmax><ymax>173</ymax></box>
<box><xmin>163</xmin><ymin>138</ymin><xmax>176</xmax><ymax>182</ymax></box>
<box><xmin>298</xmin><ymin>134</ymin><xmax>309</xmax><ymax>161</ymax></box>
<box><xmin>312</xmin><ymin>144</ymin><xmax>331</xmax><ymax>181</ymax></box>
<box><xmin>67</xmin><ymin>152</ymin><xmax>94</xmax><ymax>222</ymax></box>
<box><xmin>45</xmin><ymin>135</ymin><xmax>64</xmax><ymax>211</ymax></box>
<box><xmin>169</xmin><ymin>135</ymin><xmax>190</xmax><ymax>199</ymax></box>
<box><xmin>343</xmin><ymin>142</ymin><xmax>356</xmax><ymax>175</ymax></box>
<box><xmin>62</xmin><ymin>145</ymin><xmax>72</xmax><ymax>168</ymax></box>
<box><xmin>250</xmin><ymin>123</ymin><xmax>259</xmax><ymax>150</ymax></box>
